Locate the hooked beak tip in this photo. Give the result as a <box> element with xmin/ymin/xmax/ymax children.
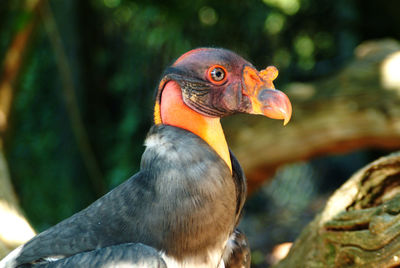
<box><xmin>283</xmin><ymin>113</ymin><xmax>290</xmax><ymax>126</ymax></box>
<box><xmin>280</xmin><ymin>107</ymin><xmax>292</xmax><ymax>126</ymax></box>
<box><xmin>256</xmin><ymin>88</ymin><xmax>292</xmax><ymax>125</ymax></box>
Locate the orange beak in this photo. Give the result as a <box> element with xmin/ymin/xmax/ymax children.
<box><xmin>242</xmin><ymin>65</ymin><xmax>292</xmax><ymax>125</ymax></box>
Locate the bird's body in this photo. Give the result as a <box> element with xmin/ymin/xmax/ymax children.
<box><xmin>0</xmin><ymin>48</ymin><xmax>291</xmax><ymax>267</ymax></box>
<box><xmin>5</xmin><ymin>125</ymin><xmax>244</xmax><ymax>267</ymax></box>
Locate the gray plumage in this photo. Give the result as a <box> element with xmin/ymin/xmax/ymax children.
<box><xmin>24</xmin><ymin>243</ymin><xmax>166</xmax><ymax>268</ymax></box>
<box><xmin>1</xmin><ymin>125</ymin><xmax>247</xmax><ymax>267</ymax></box>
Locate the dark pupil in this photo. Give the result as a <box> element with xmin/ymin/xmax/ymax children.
<box><xmin>212</xmin><ymin>68</ymin><xmax>224</xmax><ymax>81</ymax></box>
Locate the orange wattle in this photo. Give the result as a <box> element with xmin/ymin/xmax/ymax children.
<box><xmin>158</xmin><ymin>81</ymin><xmax>232</xmax><ymax>173</ymax></box>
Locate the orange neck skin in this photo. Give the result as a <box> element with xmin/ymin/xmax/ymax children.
<box><xmin>158</xmin><ymin>81</ymin><xmax>232</xmax><ymax>173</ymax></box>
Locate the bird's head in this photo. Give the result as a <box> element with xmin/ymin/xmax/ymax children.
<box><xmin>154</xmin><ymin>48</ymin><xmax>292</xmax><ymax>125</ymax></box>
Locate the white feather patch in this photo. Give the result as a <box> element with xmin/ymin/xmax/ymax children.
<box><xmin>222</xmin><ymin>231</ymin><xmax>237</xmax><ymax>264</ymax></box>
<box><xmin>144</xmin><ymin>133</ymin><xmax>175</xmax><ymax>157</ymax></box>
<box><xmin>159</xmin><ymin>240</ymin><xmax>228</xmax><ymax>268</ymax></box>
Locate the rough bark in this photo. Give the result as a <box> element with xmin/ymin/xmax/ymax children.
<box><xmin>274</xmin><ymin>152</ymin><xmax>400</xmax><ymax>268</ymax></box>
<box><xmin>225</xmin><ymin>39</ymin><xmax>400</xmax><ymax>193</ymax></box>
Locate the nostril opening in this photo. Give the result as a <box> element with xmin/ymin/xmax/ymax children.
<box><xmin>250</xmin><ymin>74</ymin><xmax>258</xmax><ymax>80</ymax></box>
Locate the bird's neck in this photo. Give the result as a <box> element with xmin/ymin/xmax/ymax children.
<box><xmin>157</xmin><ymin>81</ymin><xmax>232</xmax><ymax>173</ymax></box>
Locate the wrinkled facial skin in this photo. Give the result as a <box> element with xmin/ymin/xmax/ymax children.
<box><xmin>159</xmin><ymin>48</ymin><xmax>252</xmax><ymax>118</ymax></box>
<box><xmin>156</xmin><ymin>48</ymin><xmax>291</xmax><ymax>123</ymax></box>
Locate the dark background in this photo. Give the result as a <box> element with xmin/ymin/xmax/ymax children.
<box><xmin>1</xmin><ymin>0</ymin><xmax>399</xmax><ymax>266</ymax></box>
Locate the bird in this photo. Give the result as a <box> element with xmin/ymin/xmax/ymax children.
<box><xmin>0</xmin><ymin>48</ymin><xmax>292</xmax><ymax>268</ymax></box>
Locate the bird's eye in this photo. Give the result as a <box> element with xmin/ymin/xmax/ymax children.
<box><xmin>211</xmin><ymin>68</ymin><xmax>225</xmax><ymax>81</ymax></box>
<box><xmin>207</xmin><ymin>65</ymin><xmax>227</xmax><ymax>84</ymax></box>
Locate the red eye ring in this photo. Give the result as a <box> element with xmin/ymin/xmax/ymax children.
<box><xmin>207</xmin><ymin>65</ymin><xmax>227</xmax><ymax>85</ymax></box>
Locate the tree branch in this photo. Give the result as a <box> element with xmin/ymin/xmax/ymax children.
<box><xmin>0</xmin><ymin>0</ymin><xmax>43</xmax><ymax>135</ymax></box>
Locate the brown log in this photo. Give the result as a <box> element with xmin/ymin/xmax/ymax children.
<box><xmin>274</xmin><ymin>152</ymin><xmax>400</xmax><ymax>268</ymax></box>
<box><xmin>225</xmin><ymin>39</ymin><xmax>400</xmax><ymax>193</ymax></box>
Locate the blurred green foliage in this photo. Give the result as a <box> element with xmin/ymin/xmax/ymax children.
<box><xmin>1</xmin><ymin>0</ymin><xmax>399</xmax><ymax>236</ymax></box>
